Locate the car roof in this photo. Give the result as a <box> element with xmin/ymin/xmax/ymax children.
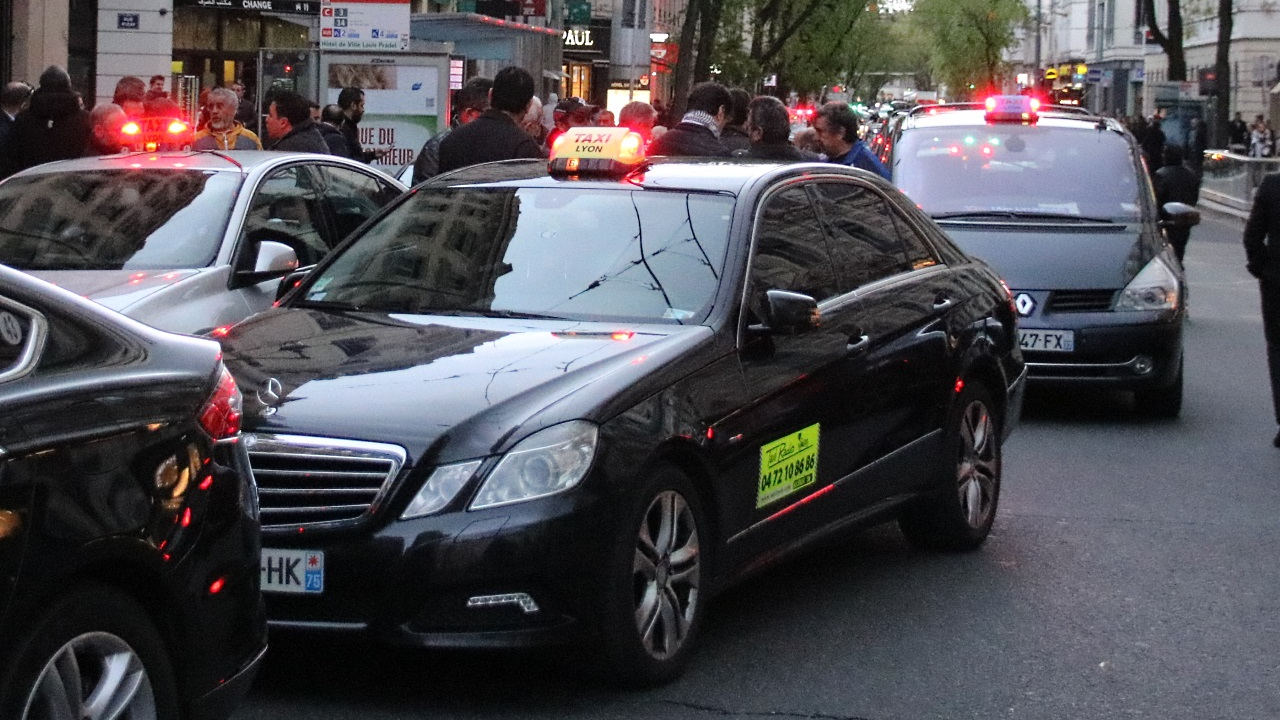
<box><xmin>428</xmin><ymin>157</ymin><xmax>877</xmax><ymax>194</ymax></box>
<box><xmin>903</xmin><ymin>107</ymin><xmax>1125</xmax><ymax>134</ymax></box>
<box><xmin>11</xmin><ymin>150</ymin><xmax>385</xmax><ymax>177</ymax></box>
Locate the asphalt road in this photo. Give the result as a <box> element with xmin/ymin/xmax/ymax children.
<box><xmin>234</xmin><ymin>214</ymin><xmax>1280</xmax><ymax>720</ymax></box>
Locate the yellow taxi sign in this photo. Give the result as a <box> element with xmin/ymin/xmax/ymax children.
<box><xmin>549</xmin><ymin>126</ymin><xmax>646</xmax><ymax>176</ymax></box>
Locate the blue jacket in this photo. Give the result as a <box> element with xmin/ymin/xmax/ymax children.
<box><xmin>832</xmin><ymin>141</ymin><xmax>891</xmax><ymax>181</ymax></box>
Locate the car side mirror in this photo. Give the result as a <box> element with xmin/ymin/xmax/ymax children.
<box><xmin>231</xmin><ymin>239</ymin><xmax>299</xmax><ymax>289</ymax></box>
<box><xmin>749</xmin><ymin>290</ymin><xmax>821</xmax><ymax>335</ymax></box>
<box><xmin>1161</xmin><ymin>202</ymin><xmax>1200</xmax><ymax>228</ymax></box>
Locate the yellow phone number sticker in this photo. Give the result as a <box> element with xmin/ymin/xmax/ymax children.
<box><xmin>757</xmin><ymin>423</ymin><xmax>820</xmax><ymax>509</ymax></box>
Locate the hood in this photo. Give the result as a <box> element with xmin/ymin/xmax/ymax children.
<box><xmin>28</xmin><ymin>89</ymin><xmax>82</xmax><ymax>121</ymax></box>
<box><xmin>29</xmin><ymin>268</ymin><xmax>204</xmax><ymax>312</ymax></box>
<box><xmin>938</xmin><ymin>221</ymin><xmax>1150</xmax><ymax>290</ymax></box>
<box><xmin>220</xmin><ymin>308</ymin><xmax>711</xmax><ymax>461</ymax></box>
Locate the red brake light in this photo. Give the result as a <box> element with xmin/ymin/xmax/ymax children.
<box><xmin>198</xmin><ymin>366</ymin><xmax>242</xmax><ymax>440</ymax></box>
<box><xmin>985</xmin><ymin>97</ymin><xmax>997</xmax><ymax>111</ymax></box>
<box><xmin>1028</xmin><ymin>98</ymin><xmax>1041</xmax><ymax>112</ymax></box>
<box><xmin>122</xmin><ymin>122</ymin><xmax>141</xmax><ymax>136</ymax></box>
<box><xmin>168</xmin><ymin>120</ymin><xmax>189</xmax><ymax>135</ymax></box>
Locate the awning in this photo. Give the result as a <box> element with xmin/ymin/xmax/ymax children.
<box><xmin>411</xmin><ymin>12</ymin><xmax>561</xmax><ymax>41</ymax></box>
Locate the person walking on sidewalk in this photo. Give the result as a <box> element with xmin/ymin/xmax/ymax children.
<box><xmin>1154</xmin><ymin>145</ymin><xmax>1200</xmax><ymax>265</ymax></box>
<box><xmin>1243</xmin><ymin>171</ymin><xmax>1280</xmax><ymax>447</ymax></box>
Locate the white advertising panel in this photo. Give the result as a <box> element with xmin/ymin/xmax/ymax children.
<box><xmin>320</xmin><ymin>0</ymin><xmax>410</xmax><ymax>51</ymax></box>
<box><xmin>323</xmin><ymin>55</ymin><xmax>451</xmax><ymax>172</ymax></box>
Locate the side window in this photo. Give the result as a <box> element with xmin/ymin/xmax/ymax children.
<box><xmin>888</xmin><ymin>209</ymin><xmax>941</xmax><ymax>271</ymax></box>
<box><xmin>748</xmin><ymin>185</ymin><xmax>838</xmax><ymax>309</ymax></box>
<box><xmin>317</xmin><ymin>165</ymin><xmax>403</xmax><ymax>243</ymax></box>
<box><xmin>812</xmin><ymin>181</ymin><xmax>922</xmax><ymax>291</ymax></box>
<box><xmin>242</xmin><ymin>166</ymin><xmax>329</xmax><ymax>267</ymax></box>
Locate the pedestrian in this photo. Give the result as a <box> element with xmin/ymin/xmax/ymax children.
<box><xmin>734</xmin><ymin>95</ymin><xmax>819</xmax><ymax>162</ymax></box>
<box><xmin>1250</xmin><ymin>115</ymin><xmax>1271</xmax><ymax>157</ymax></box>
<box><xmin>1</xmin><ymin>66</ymin><xmax>91</xmax><ymax>178</ymax></box>
<box><xmin>812</xmin><ymin>101</ymin><xmax>890</xmax><ymax>179</ymax></box>
<box><xmin>82</xmin><ymin>103</ymin><xmax>129</xmax><ymax>156</ymax></box>
<box><xmin>1242</xmin><ymin>170</ymin><xmax>1280</xmax><ymax>447</ymax></box>
<box><xmin>1153</xmin><ymin>145</ymin><xmax>1200</xmax><ymax>265</ymax></box>
<box><xmin>792</xmin><ymin>127</ymin><xmax>823</xmax><ymax>156</ymax></box>
<box><xmin>594</xmin><ymin>108</ymin><xmax>615</xmax><ymax>127</ymax></box>
<box><xmin>1142</xmin><ymin>113</ymin><xmax>1166</xmax><ymax>172</ymax></box>
<box><xmin>522</xmin><ymin>95</ymin><xmax>547</xmax><ymax>144</ymax></box>
<box><xmin>719</xmin><ymin>88</ymin><xmax>752</xmax><ymax>153</ymax></box>
<box><xmin>0</xmin><ymin>81</ymin><xmax>32</xmax><ymax>160</ymax></box>
<box><xmin>545</xmin><ymin>97</ymin><xmax>592</xmax><ymax>151</ymax></box>
<box><xmin>192</xmin><ymin>87</ymin><xmax>263</xmax><ymax>150</ymax></box>
<box><xmin>145</xmin><ymin>74</ymin><xmax>167</xmax><ymax>102</ymax></box>
<box><xmin>618</xmin><ymin>100</ymin><xmax>658</xmax><ymax>141</ymax></box>
<box><xmin>413</xmin><ymin>77</ymin><xmax>492</xmax><ymax>184</ymax></box>
<box><xmin>232</xmin><ymin>81</ymin><xmax>258</xmax><ymax>129</ymax></box>
<box><xmin>437</xmin><ymin>66</ymin><xmax>545</xmax><ymax>174</ymax></box>
<box><xmin>338</xmin><ymin>87</ymin><xmax>387</xmax><ymax>163</ymax></box>
<box><xmin>647</xmin><ymin>81</ymin><xmax>733</xmax><ymax>157</ymax></box>
<box><xmin>113</xmin><ymin>76</ymin><xmax>147</xmax><ymax>119</ymax></box>
<box><xmin>263</xmin><ymin>90</ymin><xmax>330</xmax><ymax>154</ymax></box>
<box><xmin>1229</xmin><ymin>111</ymin><xmax>1249</xmax><ymax>152</ymax></box>
<box><xmin>1187</xmin><ymin>116</ymin><xmax>1207</xmax><ymax>177</ymax></box>
<box><xmin>317</xmin><ymin>104</ymin><xmax>350</xmax><ymax>157</ymax></box>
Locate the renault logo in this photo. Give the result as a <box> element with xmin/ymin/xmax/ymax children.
<box><xmin>256</xmin><ymin>378</ymin><xmax>283</xmax><ymax>407</ymax></box>
<box><xmin>1014</xmin><ymin>293</ymin><xmax>1036</xmax><ymax>317</ymax></box>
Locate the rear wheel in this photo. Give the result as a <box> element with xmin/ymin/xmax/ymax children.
<box><xmin>591</xmin><ymin>465</ymin><xmax>706</xmax><ymax>687</ymax></box>
<box><xmin>0</xmin><ymin>586</ymin><xmax>180</xmax><ymax>720</ymax></box>
<box><xmin>1134</xmin><ymin>360</ymin><xmax>1183</xmax><ymax>418</ymax></box>
<box><xmin>900</xmin><ymin>383</ymin><xmax>1002</xmax><ymax>551</ymax></box>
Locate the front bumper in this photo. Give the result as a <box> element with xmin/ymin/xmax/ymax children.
<box><xmin>1020</xmin><ymin>312</ymin><xmax>1183</xmax><ymax>390</ymax></box>
<box><xmin>259</xmin><ymin>488</ymin><xmax>612</xmax><ymax>649</ymax></box>
<box><xmin>188</xmin><ymin>643</ymin><xmax>267</xmax><ymax>720</ymax></box>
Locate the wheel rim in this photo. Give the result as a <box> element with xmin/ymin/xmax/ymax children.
<box><xmin>632</xmin><ymin>490</ymin><xmax>701</xmax><ymax>661</ymax></box>
<box><xmin>22</xmin><ymin>632</ymin><xmax>157</xmax><ymax>720</ymax></box>
<box><xmin>956</xmin><ymin>399</ymin><xmax>998</xmax><ymax>529</ymax></box>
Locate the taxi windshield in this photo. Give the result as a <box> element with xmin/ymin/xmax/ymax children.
<box><xmin>302</xmin><ymin>186</ymin><xmax>736</xmax><ymax>324</ymax></box>
<box><xmin>894</xmin><ymin>124</ymin><xmax>1143</xmax><ymax>221</ymax></box>
<box><xmin>0</xmin><ymin>169</ymin><xmax>238</xmax><ymax>271</ymax></box>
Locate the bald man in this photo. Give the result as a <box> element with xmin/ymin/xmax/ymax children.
<box><xmin>84</xmin><ymin>103</ymin><xmax>129</xmax><ymax>156</ymax></box>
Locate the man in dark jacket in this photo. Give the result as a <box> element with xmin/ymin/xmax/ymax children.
<box><xmin>1153</xmin><ymin>145</ymin><xmax>1201</xmax><ymax>264</ymax></box>
<box><xmin>719</xmin><ymin>88</ymin><xmax>752</xmax><ymax>153</ymax></box>
<box><xmin>0</xmin><ymin>82</ymin><xmax>31</xmax><ymax>160</ymax></box>
<box><xmin>264</xmin><ymin>91</ymin><xmax>331</xmax><ymax>154</ymax></box>
<box><xmin>813</xmin><ymin>101</ymin><xmax>890</xmax><ymax>180</ymax></box>
<box><xmin>82</xmin><ymin>103</ymin><xmax>129</xmax><ymax>156</ymax></box>
<box><xmin>437</xmin><ymin>67</ymin><xmax>544</xmax><ymax>174</ymax></box>
<box><xmin>1141</xmin><ymin>113</ymin><xmax>1166</xmax><ymax>173</ymax></box>
<box><xmin>735</xmin><ymin>96</ymin><xmax>819</xmax><ymax>162</ymax></box>
<box><xmin>413</xmin><ymin>77</ymin><xmax>492</xmax><ymax>184</ymax></box>
<box><xmin>648</xmin><ymin>82</ymin><xmax>733</xmax><ymax>157</ymax></box>
<box><xmin>1243</xmin><ymin>171</ymin><xmax>1280</xmax><ymax>447</ymax></box>
<box><xmin>1</xmin><ymin>66</ymin><xmax>90</xmax><ymax>178</ymax></box>
<box><xmin>318</xmin><ymin>104</ymin><xmax>350</xmax><ymax>157</ymax></box>
<box><xmin>338</xmin><ymin>87</ymin><xmax>386</xmax><ymax>163</ymax></box>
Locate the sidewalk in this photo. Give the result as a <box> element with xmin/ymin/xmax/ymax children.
<box><xmin>1198</xmin><ymin>194</ymin><xmax>1248</xmax><ymax>227</ymax></box>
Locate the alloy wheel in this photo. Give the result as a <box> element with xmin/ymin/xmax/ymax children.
<box><xmin>957</xmin><ymin>399</ymin><xmax>998</xmax><ymax>529</ymax></box>
<box><xmin>23</xmin><ymin>631</ymin><xmax>156</xmax><ymax>720</ymax></box>
<box><xmin>632</xmin><ymin>490</ymin><xmax>701</xmax><ymax>661</ymax></box>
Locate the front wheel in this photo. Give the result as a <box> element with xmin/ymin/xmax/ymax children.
<box><xmin>591</xmin><ymin>465</ymin><xmax>706</xmax><ymax>687</ymax></box>
<box><xmin>900</xmin><ymin>383</ymin><xmax>1002</xmax><ymax>552</ymax></box>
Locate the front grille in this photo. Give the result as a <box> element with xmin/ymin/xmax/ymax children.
<box><xmin>1047</xmin><ymin>289</ymin><xmax>1116</xmax><ymax>313</ymax></box>
<box><xmin>245</xmin><ymin>433</ymin><xmax>407</xmax><ymax>532</ymax></box>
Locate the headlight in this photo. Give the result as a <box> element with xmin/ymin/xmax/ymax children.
<box><xmin>1115</xmin><ymin>256</ymin><xmax>1179</xmax><ymax>312</ymax></box>
<box><xmin>401</xmin><ymin>460</ymin><xmax>482</xmax><ymax>520</ymax></box>
<box><xmin>470</xmin><ymin>421</ymin><xmax>598</xmax><ymax>510</ymax></box>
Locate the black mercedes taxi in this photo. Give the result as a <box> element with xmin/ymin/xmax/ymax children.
<box><xmin>219</xmin><ymin>127</ymin><xmax>1026</xmax><ymax>685</ymax></box>
<box><xmin>889</xmin><ymin>95</ymin><xmax>1196</xmax><ymax>416</ymax></box>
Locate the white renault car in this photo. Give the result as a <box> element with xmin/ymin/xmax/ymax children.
<box><xmin>0</xmin><ymin>151</ymin><xmax>405</xmax><ymax>334</ymax></box>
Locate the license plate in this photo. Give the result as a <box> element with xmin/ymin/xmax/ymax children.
<box><xmin>1018</xmin><ymin>329</ymin><xmax>1075</xmax><ymax>352</ymax></box>
<box><xmin>261</xmin><ymin>549</ymin><xmax>324</xmax><ymax>594</ymax></box>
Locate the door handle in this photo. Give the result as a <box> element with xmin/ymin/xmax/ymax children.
<box><xmin>846</xmin><ymin>334</ymin><xmax>870</xmax><ymax>354</ymax></box>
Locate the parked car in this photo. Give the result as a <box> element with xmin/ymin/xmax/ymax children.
<box><xmin>219</xmin><ymin>129</ymin><xmax>1026</xmax><ymax>685</ymax></box>
<box><xmin>888</xmin><ymin>95</ymin><xmax>1196</xmax><ymax>415</ymax></box>
<box><xmin>0</xmin><ymin>151</ymin><xmax>405</xmax><ymax>335</ymax></box>
<box><xmin>0</xmin><ymin>264</ymin><xmax>266</xmax><ymax>719</ymax></box>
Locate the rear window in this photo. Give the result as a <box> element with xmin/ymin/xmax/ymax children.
<box><xmin>894</xmin><ymin>124</ymin><xmax>1143</xmax><ymax>221</ymax></box>
<box><xmin>0</xmin><ymin>169</ymin><xmax>239</xmax><ymax>270</ymax></box>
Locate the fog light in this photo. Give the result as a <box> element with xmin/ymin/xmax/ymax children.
<box><xmin>1132</xmin><ymin>355</ymin><xmax>1154</xmax><ymax>374</ymax></box>
<box><xmin>467</xmin><ymin>593</ymin><xmax>540</xmax><ymax>614</ymax></box>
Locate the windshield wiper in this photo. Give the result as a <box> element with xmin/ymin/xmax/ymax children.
<box><xmin>431</xmin><ymin>308</ymin><xmax>572</xmax><ymax>321</ymax></box>
<box><xmin>932</xmin><ymin>211</ymin><xmax>1117</xmax><ymax>223</ymax></box>
<box><xmin>292</xmin><ymin>298</ymin><xmax>364</xmax><ymax>312</ymax></box>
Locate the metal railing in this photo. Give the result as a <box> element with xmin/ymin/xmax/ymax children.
<box><xmin>1200</xmin><ymin>150</ymin><xmax>1280</xmax><ymax>214</ymax></box>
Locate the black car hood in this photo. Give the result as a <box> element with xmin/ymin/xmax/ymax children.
<box><xmin>220</xmin><ymin>308</ymin><xmax>711</xmax><ymax>462</ymax></box>
<box><xmin>938</xmin><ymin>221</ymin><xmax>1149</xmax><ymax>290</ymax></box>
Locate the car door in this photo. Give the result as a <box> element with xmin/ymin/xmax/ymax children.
<box><xmin>313</xmin><ymin>164</ymin><xmax>404</xmax><ymax>247</ymax></box>
<box><xmin>718</xmin><ymin>181</ymin><xmax>885</xmax><ymax>569</ymax></box>
<box><xmin>810</xmin><ymin>179</ymin><xmax>958</xmax><ymax>501</ymax></box>
<box><xmin>0</xmin><ymin>292</ymin><xmax>44</xmax><ymax>618</ymax></box>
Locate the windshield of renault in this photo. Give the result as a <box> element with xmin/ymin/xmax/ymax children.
<box><xmin>894</xmin><ymin>124</ymin><xmax>1144</xmax><ymax>222</ymax></box>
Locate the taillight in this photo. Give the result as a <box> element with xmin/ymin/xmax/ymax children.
<box><xmin>122</xmin><ymin>121</ymin><xmax>141</xmax><ymax>136</ymax></box>
<box><xmin>198</xmin><ymin>366</ymin><xmax>243</xmax><ymax>440</ymax></box>
<box><xmin>168</xmin><ymin>120</ymin><xmax>189</xmax><ymax>135</ymax></box>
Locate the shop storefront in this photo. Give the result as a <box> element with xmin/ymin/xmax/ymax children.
<box><xmin>561</xmin><ymin>19</ymin><xmax>609</xmax><ymax>106</ymax></box>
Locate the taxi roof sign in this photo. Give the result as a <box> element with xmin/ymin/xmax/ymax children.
<box><xmin>984</xmin><ymin>95</ymin><xmax>1040</xmax><ymax>124</ymax></box>
<box><xmin>549</xmin><ymin>127</ymin><xmax>646</xmax><ymax>177</ymax></box>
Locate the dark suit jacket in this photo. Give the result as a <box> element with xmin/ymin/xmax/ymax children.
<box><xmin>437</xmin><ymin>110</ymin><xmax>544</xmax><ymax>174</ymax></box>
<box><xmin>648</xmin><ymin>122</ymin><xmax>731</xmax><ymax>158</ymax></box>
<box><xmin>1245</xmin><ymin>172</ymin><xmax>1280</xmax><ymax>281</ymax></box>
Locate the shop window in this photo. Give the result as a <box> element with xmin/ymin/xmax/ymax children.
<box><xmin>173</xmin><ymin>8</ymin><xmax>218</xmax><ymax>51</ymax></box>
<box><xmin>221</xmin><ymin>14</ymin><xmax>262</xmax><ymax>52</ymax></box>
<box><xmin>263</xmin><ymin>16</ymin><xmax>310</xmax><ymax>48</ymax></box>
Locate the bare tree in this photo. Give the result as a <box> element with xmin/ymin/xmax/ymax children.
<box><xmin>1142</xmin><ymin>0</ymin><xmax>1187</xmax><ymax>81</ymax></box>
<box><xmin>1212</xmin><ymin>0</ymin><xmax>1233</xmax><ymax>146</ymax></box>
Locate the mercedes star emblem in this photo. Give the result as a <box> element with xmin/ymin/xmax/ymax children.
<box><xmin>257</xmin><ymin>377</ymin><xmax>283</xmax><ymax>407</ymax></box>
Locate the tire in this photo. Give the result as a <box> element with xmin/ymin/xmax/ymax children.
<box><xmin>1134</xmin><ymin>360</ymin><xmax>1183</xmax><ymax>418</ymax></box>
<box><xmin>0</xmin><ymin>585</ymin><xmax>181</xmax><ymax>720</ymax></box>
<box><xmin>899</xmin><ymin>383</ymin><xmax>1002</xmax><ymax>552</ymax></box>
<box><xmin>590</xmin><ymin>465</ymin><xmax>707</xmax><ymax>687</ymax></box>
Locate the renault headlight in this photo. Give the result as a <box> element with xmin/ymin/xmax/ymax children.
<box><xmin>470</xmin><ymin>421</ymin><xmax>598</xmax><ymax>510</ymax></box>
<box><xmin>401</xmin><ymin>460</ymin><xmax>482</xmax><ymax>520</ymax></box>
<box><xmin>1115</xmin><ymin>256</ymin><xmax>1179</xmax><ymax>312</ymax></box>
